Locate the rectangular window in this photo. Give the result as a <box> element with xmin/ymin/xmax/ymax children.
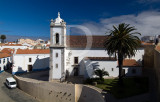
<box><xmin>56</xmin><ymin>64</ymin><xmax>58</xmax><ymax>68</ymax></box>
<box><xmin>29</xmin><ymin>58</ymin><xmax>32</xmax><ymax>62</ymax></box>
<box><xmin>112</xmin><ymin>68</ymin><xmax>114</xmax><ymax>71</ymax></box>
<box><xmin>3</xmin><ymin>59</ymin><xmax>5</xmax><ymax>64</ymax></box>
<box><xmin>56</xmin><ymin>53</ymin><xmax>58</xmax><ymax>57</ymax></box>
<box><xmin>74</xmin><ymin>57</ymin><xmax>78</xmax><ymax>64</ymax></box>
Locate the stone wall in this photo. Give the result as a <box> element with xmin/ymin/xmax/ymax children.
<box><xmin>14</xmin><ymin>76</ymin><xmax>105</xmax><ymax>102</ymax></box>
<box><xmin>75</xmin><ymin>84</ymin><xmax>105</xmax><ymax>102</ymax></box>
<box><xmin>154</xmin><ymin>49</ymin><xmax>160</xmax><ymax>102</ymax></box>
<box><xmin>143</xmin><ymin>45</ymin><xmax>155</xmax><ymax>69</ymax></box>
<box><xmin>14</xmin><ymin>76</ymin><xmax>75</xmax><ymax>102</ymax></box>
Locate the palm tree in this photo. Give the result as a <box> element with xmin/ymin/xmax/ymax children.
<box><xmin>104</xmin><ymin>23</ymin><xmax>141</xmax><ymax>85</ymax></box>
<box><xmin>94</xmin><ymin>68</ymin><xmax>109</xmax><ymax>80</ymax></box>
<box><xmin>1</xmin><ymin>35</ymin><xmax>6</xmax><ymax>43</ymax></box>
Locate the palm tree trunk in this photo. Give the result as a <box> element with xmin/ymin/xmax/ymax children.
<box><xmin>118</xmin><ymin>52</ymin><xmax>123</xmax><ymax>86</ymax></box>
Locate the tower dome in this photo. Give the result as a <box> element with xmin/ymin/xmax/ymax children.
<box><xmin>54</xmin><ymin>12</ymin><xmax>63</xmax><ymax>24</ymax></box>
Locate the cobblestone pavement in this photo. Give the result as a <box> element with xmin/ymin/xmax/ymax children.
<box><xmin>0</xmin><ymin>71</ymin><xmax>40</xmax><ymax>102</ymax></box>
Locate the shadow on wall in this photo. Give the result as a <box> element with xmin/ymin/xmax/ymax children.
<box><xmin>32</xmin><ymin>56</ymin><xmax>49</xmax><ymax>71</ymax></box>
<box><xmin>4</xmin><ymin>61</ymin><xmax>12</xmax><ymax>70</ymax></box>
<box><xmin>125</xmin><ymin>66</ymin><xmax>142</xmax><ymax>77</ymax></box>
<box><xmin>12</xmin><ymin>66</ymin><xmax>27</xmax><ymax>75</ymax></box>
<box><xmin>4</xmin><ymin>61</ymin><xmax>12</xmax><ymax>74</ymax></box>
<box><xmin>77</xmin><ymin>85</ymin><xmax>105</xmax><ymax>102</ymax></box>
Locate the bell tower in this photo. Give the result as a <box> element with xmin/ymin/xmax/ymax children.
<box><xmin>49</xmin><ymin>12</ymin><xmax>66</xmax><ymax>81</ymax></box>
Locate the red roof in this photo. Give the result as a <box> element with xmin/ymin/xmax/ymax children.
<box><xmin>119</xmin><ymin>59</ymin><xmax>141</xmax><ymax>67</ymax></box>
<box><xmin>16</xmin><ymin>49</ymin><xmax>50</xmax><ymax>54</ymax></box>
<box><xmin>141</xmin><ymin>41</ymin><xmax>154</xmax><ymax>45</ymax></box>
<box><xmin>0</xmin><ymin>52</ymin><xmax>11</xmax><ymax>58</ymax></box>
<box><xmin>1</xmin><ymin>48</ymin><xmax>15</xmax><ymax>54</ymax></box>
<box><xmin>65</xmin><ymin>35</ymin><xmax>149</xmax><ymax>48</ymax></box>
<box><xmin>66</xmin><ymin>35</ymin><xmax>108</xmax><ymax>48</ymax></box>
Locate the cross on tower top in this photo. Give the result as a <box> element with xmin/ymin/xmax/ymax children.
<box><xmin>58</xmin><ymin>12</ymin><xmax>60</xmax><ymax>18</ymax></box>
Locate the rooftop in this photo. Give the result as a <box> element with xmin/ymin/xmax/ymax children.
<box><xmin>65</xmin><ymin>35</ymin><xmax>150</xmax><ymax>48</ymax></box>
<box><xmin>122</xmin><ymin>59</ymin><xmax>141</xmax><ymax>67</ymax></box>
<box><xmin>0</xmin><ymin>52</ymin><xmax>11</xmax><ymax>58</ymax></box>
<box><xmin>1</xmin><ymin>48</ymin><xmax>15</xmax><ymax>54</ymax></box>
<box><xmin>16</xmin><ymin>49</ymin><xmax>50</xmax><ymax>54</ymax></box>
<box><xmin>66</xmin><ymin>35</ymin><xmax>108</xmax><ymax>48</ymax></box>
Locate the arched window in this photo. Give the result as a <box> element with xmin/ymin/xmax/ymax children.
<box><xmin>56</xmin><ymin>33</ymin><xmax>59</xmax><ymax>44</ymax></box>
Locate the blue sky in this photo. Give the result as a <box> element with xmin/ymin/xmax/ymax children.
<box><xmin>0</xmin><ymin>0</ymin><xmax>160</xmax><ymax>40</ymax></box>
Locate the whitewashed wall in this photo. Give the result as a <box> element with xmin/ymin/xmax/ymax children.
<box><xmin>12</xmin><ymin>54</ymin><xmax>49</xmax><ymax>74</ymax></box>
<box><xmin>83</xmin><ymin>60</ymin><xmax>142</xmax><ymax>78</ymax></box>
<box><xmin>0</xmin><ymin>45</ymin><xmax>27</xmax><ymax>50</ymax></box>
<box><xmin>51</xmin><ymin>49</ymin><xmax>62</xmax><ymax>79</ymax></box>
<box><xmin>0</xmin><ymin>57</ymin><xmax>11</xmax><ymax>72</ymax></box>
<box><xmin>130</xmin><ymin>48</ymin><xmax>144</xmax><ymax>61</ymax></box>
<box><xmin>65</xmin><ymin>48</ymin><xmax>143</xmax><ymax>77</ymax></box>
<box><xmin>82</xmin><ymin>60</ymin><xmax>118</xmax><ymax>78</ymax></box>
<box><xmin>65</xmin><ymin>48</ymin><xmax>111</xmax><ymax>76</ymax></box>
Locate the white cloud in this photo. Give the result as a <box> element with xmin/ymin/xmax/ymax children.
<box><xmin>137</xmin><ymin>0</ymin><xmax>160</xmax><ymax>3</ymax></box>
<box><xmin>79</xmin><ymin>11</ymin><xmax>160</xmax><ymax>37</ymax></box>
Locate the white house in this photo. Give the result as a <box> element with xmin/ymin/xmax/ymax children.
<box><xmin>49</xmin><ymin>12</ymin><xmax>144</xmax><ymax>80</ymax></box>
<box><xmin>0</xmin><ymin>52</ymin><xmax>12</xmax><ymax>73</ymax></box>
<box><xmin>36</xmin><ymin>39</ymin><xmax>45</xmax><ymax>44</ymax></box>
<box><xmin>0</xmin><ymin>43</ymin><xmax>27</xmax><ymax>50</ymax></box>
<box><xmin>12</xmin><ymin>49</ymin><xmax>50</xmax><ymax>75</ymax></box>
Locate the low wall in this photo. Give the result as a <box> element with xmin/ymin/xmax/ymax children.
<box><xmin>14</xmin><ymin>76</ymin><xmax>105</xmax><ymax>102</ymax></box>
<box><xmin>75</xmin><ymin>84</ymin><xmax>105</xmax><ymax>102</ymax></box>
<box><xmin>154</xmin><ymin>49</ymin><xmax>160</xmax><ymax>102</ymax></box>
<box><xmin>14</xmin><ymin>76</ymin><xmax>75</xmax><ymax>102</ymax></box>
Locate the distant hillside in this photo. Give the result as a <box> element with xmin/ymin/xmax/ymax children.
<box><xmin>5</xmin><ymin>35</ymin><xmax>49</xmax><ymax>42</ymax></box>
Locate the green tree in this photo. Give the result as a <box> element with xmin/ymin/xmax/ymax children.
<box><xmin>94</xmin><ymin>68</ymin><xmax>109</xmax><ymax>80</ymax></box>
<box><xmin>104</xmin><ymin>23</ymin><xmax>141</xmax><ymax>85</ymax></box>
<box><xmin>1</xmin><ymin>35</ymin><xmax>6</xmax><ymax>43</ymax></box>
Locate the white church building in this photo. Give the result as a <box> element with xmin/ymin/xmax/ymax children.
<box><xmin>49</xmin><ymin>12</ymin><xmax>144</xmax><ymax>80</ymax></box>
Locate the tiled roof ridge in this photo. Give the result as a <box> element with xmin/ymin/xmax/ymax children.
<box><xmin>16</xmin><ymin>49</ymin><xmax>50</xmax><ymax>54</ymax></box>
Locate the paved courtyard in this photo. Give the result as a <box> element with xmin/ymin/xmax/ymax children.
<box><xmin>0</xmin><ymin>71</ymin><xmax>40</xmax><ymax>102</ymax></box>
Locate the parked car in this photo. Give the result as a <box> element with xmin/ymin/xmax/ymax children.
<box><xmin>5</xmin><ymin>77</ymin><xmax>17</xmax><ymax>88</ymax></box>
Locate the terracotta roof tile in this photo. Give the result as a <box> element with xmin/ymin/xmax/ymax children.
<box><xmin>120</xmin><ymin>59</ymin><xmax>141</xmax><ymax>67</ymax></box>
<box><xmin>0</xmin><ymin>52</ymin><xmax>11</xmax><ymax>58</ymax></box>
<box><xmin>66</xmin><ymin>35</ymin><xmax>108</xmax><ymax>48</ymax></box>
<box><xmin>85</xmin><ymin>57</ymin><xmax>117</xmax><ymax>61</ymax></box>
<box><xmin>66</xmin><ymin>36</ymin><xmax>147</xmax><ymax>48</ymax></box>
<box><xmin>141</xmin><ymin>41</ymin><xmax>154</xmax><ymax>45</ymax></box>
<box><xmin>16</xmin><ymin>49</ymin><xmax>50</xmax><ymax>54</ymax></box>
<box><xmin>1</xmin><ymin>48</ymin><xmax>15</xmax><ymax>54</ymax></box>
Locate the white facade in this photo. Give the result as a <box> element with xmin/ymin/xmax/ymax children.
<box><xmin>65</xmin><ymin>48</ymin><xmax>143</xmax><ymax>78</ymax></box>
<box><xmin>130</xmin><ymin>48</ymin><xmax>144</xmax><ymax>61</ymax></box>
<box><xmin>0</xmin><ymin>45</ymin><xmax>27</xmax><ymax>50</ymax></box>
<box><xmin>12</xmin><ymin>53</ymin><xmax>49</xmax><ymax>74</ymax></box>
<box><xmin>83</xmin><ymin>60</ymin><xmax>141</xmax><ymax>78</ymax></box>
<box><xmin>0</xmin><ymin>57</ymin><xmax>11</xmax><ymax>72</ymax></box>
<box><xmin>65</xmin><ymin>48</ymin><xmax>111</xmax><ymax>76</ymax></box>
